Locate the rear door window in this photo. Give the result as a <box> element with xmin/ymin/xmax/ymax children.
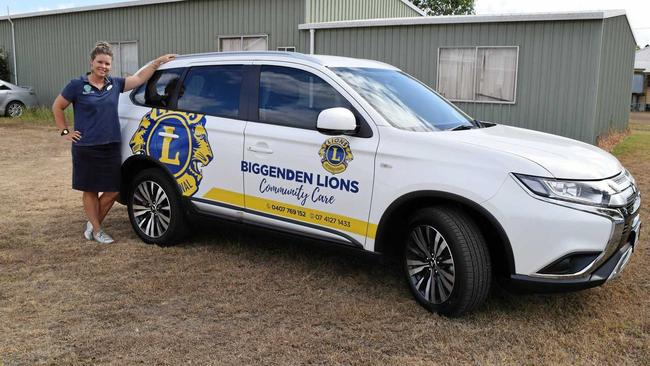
<box><xmin>177</xmin><ymin>65</ymin><xmax>244</xmax><ymax>118</ymax></box>
<box><xmin>132</xmin><ymin>68</ymin><xmax>184</xmax><ymax>108</ymax></box>
<box><xmin>258</xmin><ymin>65</ymin><xmax>352</xmax><ymax>129</ymax></box>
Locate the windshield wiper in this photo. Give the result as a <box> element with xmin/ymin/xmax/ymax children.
<box><xmin>449</xmin><ymin>124</ymin><xmax>474</xmax><ymax>131</ymax></box>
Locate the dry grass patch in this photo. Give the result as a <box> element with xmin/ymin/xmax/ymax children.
<box><xmin>597</xmin><ymin>128</ymin><xmax>630</xmax><ymax>152</ymax></box>
<box><xmin>0</xmin><ymin>119</ymin><xmax>649</xmax><ymax>365</ymax></box>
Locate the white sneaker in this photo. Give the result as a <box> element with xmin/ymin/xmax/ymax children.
<box><xmin>93</xmin><ymin>230</ymin><xmax>115</xmax><ymax>244</ymax></box>
<box><xmin>84</xmin><ymin>221</ymin><xmax>93</xmax><ymax>240</ymax></box>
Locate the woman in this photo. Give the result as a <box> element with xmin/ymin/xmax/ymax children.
<box><xmin>53</xmin><ymin>42</ymin><xmax>176</xmax><ymax>244</ymax></box>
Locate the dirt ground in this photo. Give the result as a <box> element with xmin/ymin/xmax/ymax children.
<box><xmin>1</xmin><ymin>116</ymin><xmax>649</xmax><ymax>365</ymax></box>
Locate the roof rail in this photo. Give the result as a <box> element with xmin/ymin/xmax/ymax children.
<box><xmin>174</xmin><ymin>51</ymin><xmax>323</xmax><ymax>65</ymax></box>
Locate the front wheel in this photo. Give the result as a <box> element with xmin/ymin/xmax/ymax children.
<box><xmin>6</xmin><ymin>101</ymin><xmax>24</xmax><ymax>117</ymax></box>
<box><xmin>127</xmin><ymin>168</ymin><xmax>187</xmax><ymax>246</ymax></box>
<box><xmin>403</xmin><ymin>206</ymin><xmax>492</xmax><ymax>317</ymax></box>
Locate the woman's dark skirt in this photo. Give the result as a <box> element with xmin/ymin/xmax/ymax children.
<box><xmin>72</xmin><ymin>142</ymin><xmax>121</xmax><ymax>192</ymax></box>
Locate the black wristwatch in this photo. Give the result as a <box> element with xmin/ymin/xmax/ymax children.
<box><xmin>60</xmin><ymin>129</ymin><xmax>70</xmax><ymax>136</ymax></box>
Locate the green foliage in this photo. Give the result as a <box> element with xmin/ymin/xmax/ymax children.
<box><xmin>411</xmin><ymin>0</ymin><xmax>475</xmax><ymax>15</ymax></box>
<box><xmin>613</xmin><ymin>123</ymin><xmax>650</xmax><ymax>157</ymax></box>
<box><xmin>0</xmin><ymin>106</ymin><xmax>73</xmax><ymax>124</ymax></box>
<box><xmin>0</xmin><ymin>47</ymin><xmax>10</xmax><ymax>82</ymax></box>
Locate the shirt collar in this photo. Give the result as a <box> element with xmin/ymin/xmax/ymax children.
<box><xmin>82</xmin><ymin>74</ymin><xmax>112</xmax><ymax>85</ymax></box>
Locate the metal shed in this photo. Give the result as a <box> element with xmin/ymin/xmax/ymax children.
<box><xmin>0</xmin><ymin>0</ymin><xmax>636</xmax><ymax>143</ymax></box>
<box><xmin>301</xmin><ymin>12</ymin><xmax>637</xmax><ymax>143</ymax></box>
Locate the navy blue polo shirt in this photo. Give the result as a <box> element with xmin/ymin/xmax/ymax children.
<box><xmin>61</xmin><ymin>75</ymin><xmax>126</xmax><ymax>146</ymax></box>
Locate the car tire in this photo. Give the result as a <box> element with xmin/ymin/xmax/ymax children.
<box><xmin>6</xmin><ymin>101</ymin><xmax>24</xmax><ymax>118</ymax></box>
<box><xmin>403</xmin><ymin>206</ymin><xmax>492</xmax><ymax>317</ymax></box>
<box><xmin>127</xmin><ymin>168</ymin><xmax>187</xmax><ymax>246</ymax></box>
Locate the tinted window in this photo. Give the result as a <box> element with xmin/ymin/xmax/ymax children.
<box><xmin>132</xmin><ymin>68</ymin><xmax>184</xmax><ymax>108</ymax></box>
<box><xmin>259</xmin><ymin>66</ymin><xmax>351</xmax><ymax>129</ymax></box>
<box><xmin>177</xmin><ymin>65</ymin><xmax>243</xmax><ymax>118</ymax></box>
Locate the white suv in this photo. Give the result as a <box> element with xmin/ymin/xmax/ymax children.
<box><xmin>118</xmin><ymin>52</ymin><xmax>641</xmax><ymax>316</ymax></box>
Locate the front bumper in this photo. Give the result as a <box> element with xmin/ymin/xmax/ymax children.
<box><xmin>508</xmin><ymin>213</ymin><xmax>641</xmax><ymax>293</ymax></box>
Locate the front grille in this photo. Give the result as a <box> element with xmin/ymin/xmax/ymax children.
<box><xmin>620</xmin><ymin>222</ymin><xmax>632</xmax><ymax>247</ymax></box>
<box><xmin>625</xmin><ymin>198</ymin><xmax>636</xmax><ymax>215</ymax></box>
<box><xmin>618</xmin><ymin>191</ymin><xmax>640</xmax><ymax>248</ymax></box>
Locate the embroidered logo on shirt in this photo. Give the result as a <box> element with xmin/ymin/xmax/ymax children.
<box><xmin>129</xmin><ymin>108</ymin><xmax>214</xmax><ymax>196</ymax></box>
<box><xmin>82</xmin><ymin>84</ymin><xmax>93</xmax><ymax>95</ymax></box>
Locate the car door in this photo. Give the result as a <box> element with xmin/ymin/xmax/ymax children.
<box><xmin>123</xmin><ymin>64</ymin><xmax>248</xmax><ymax>220</ymax></box>
<box><xmin>242</xmin><ymin>63</ymin><xmax>379</xmax><ymax>248</ymax></box>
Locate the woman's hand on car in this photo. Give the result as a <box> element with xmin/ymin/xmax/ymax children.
<box><xmin>155</xmin><ymin>54</ymin><xmax>177</xmax><ymax>67</ymax></box>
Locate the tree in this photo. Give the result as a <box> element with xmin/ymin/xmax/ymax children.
<box><xmin>411</xmin><ymin>0</ymin><xmax>475</xmax><ymax>16</ymax></box>
<box><xmin>0</xmin><ymin>48</ymin><xmax>10</xmax><ymax>82</ymax></box>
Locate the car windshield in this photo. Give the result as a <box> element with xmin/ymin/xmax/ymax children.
<box><xmin>332</xmin><ymin>67</ymin><xmax>475</xmax><ymax>131</ymax></box>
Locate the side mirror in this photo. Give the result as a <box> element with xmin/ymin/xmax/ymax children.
<box><xmin>316</xmin><ymin>107</ymin><xmax>357</xmax><ymax>135</ymax></box>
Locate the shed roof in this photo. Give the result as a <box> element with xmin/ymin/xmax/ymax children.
<box><xmin>299</xmin><ymin>10</ymin><xmax>636</xmax><ymax>46</ymax></box>
<box><xmin>0</xmin><ymin>0</ymin><xmax>426</xmax><ymax>21</ymax></box>
<box><xmin>299</xmin><ymin>10</ymin><xmax>628</xmax><ymax>29</ymax></box>
<box><xmin>0</xmin><ymin>0</ymin><xmax>185</xmax><ymax>20</ymax></box>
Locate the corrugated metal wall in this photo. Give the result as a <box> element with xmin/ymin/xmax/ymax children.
<box><xmin>594</xmin><ymin>15</ymin><xmax>636</xmax><ymax>139</ymax></box>
<box><xmin>0</xmin><ymin>0</ymin><xmax>308</xmax><ymax>104</ymax></box>
<box><xmin>313</xmin><ymin>20</ymin><xmax>606</xmax><ymax>142</ymax></box>
<box><xmin>306</xmin><ymin>0</ymin><xmax>421</xmax><ymax>23</ymax></box>
<box><xmin>0</xmin><ymin>0</ymin><xmax>636</xmax><ymax>144</ymax></box>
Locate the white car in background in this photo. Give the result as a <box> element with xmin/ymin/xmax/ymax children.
<box><xmin>0</xmin><ymin>79</ymin><xmax>37</xmax><ymax>117</ymax></box>
<box><xmin>117</xmin><ymin>52</ymin><xmax>641</xmax><ymax>317</ymax></box>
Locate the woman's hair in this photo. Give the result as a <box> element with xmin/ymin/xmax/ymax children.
<box><xmin>90</xmin><ymin>41</ymin><xmax>113</xmax><ymax>60</ymax></box>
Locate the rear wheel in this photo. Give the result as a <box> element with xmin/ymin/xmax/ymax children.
<box><xmin>403</xmin><ymin>206</ymin><xmax>491</xmax><ymax>317</ymax></box>
<box><xmin>6</xmin><ymin>101</ymin><xmax>24</xmax><ymax>117</ymax></box>
<box><xmin>127</xmin><ymin>168</ymin><xmax>187</xmax><ymax>246</ymax></box>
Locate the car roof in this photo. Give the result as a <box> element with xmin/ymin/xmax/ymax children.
<box><xmin>161</xmin><ymin>51</ymin><xmax>398</xmax><ymax>70</ymax></box>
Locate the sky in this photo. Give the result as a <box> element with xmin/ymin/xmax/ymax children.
<box><xmin>3</xmin><ymin>0</ymin><xmax>650</xmax><ymax>46</ymax></box>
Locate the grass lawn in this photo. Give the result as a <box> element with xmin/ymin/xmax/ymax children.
<box><xmin>0</xmin><ymin>113</ymin><xmax>648</xmax><ymax>364</ymax></box>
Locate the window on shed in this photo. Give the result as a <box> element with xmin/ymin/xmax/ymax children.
<box><xmin>109</xmin><ymin>42</ymin><xmax>138</xmax><ymax>77</ymax></box>
<box><xmin>177</xmin><ymin>65</ymin><xmax>244</xmax><ymax>118</ymax></box>
<box><xmin>438</xmin><ymin>46</ymin><xmax>518</xmax><ymax>103</ymax></box>
<box><xmin>258</xmin><ymin>66</ymin><xmax>352</xmax><ymax>129</ymax></box>
<box><xmin>132</xmin><ymin>68</ymin><xmax>184</xmax><ymax>108</ymax></box>
<box><xmin>475</xmin><ymin>48</ymin><xmax>518</xmax><ymax>102</ymax></box>
<box><xmin>219</xmin><ymin>35</ymin><xmax>268</xmax><ymax>51</ymax></box>
<box><xmin>438</xmin><ymin>48</ymin><xmax>475</xmax><ymax>101</ymax></box>
<box><xmin>277</xmin><ymin>46</ymin><xmax>296</xmax><ymax>52</ymax></box>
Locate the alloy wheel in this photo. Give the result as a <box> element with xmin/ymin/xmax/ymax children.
<box><xmin>405</xmin><ymin>225</ymin><xmax>456</xmax><ymax>304</ymax></box>
<box><xmin>132</xmin><ymin>180</ymin><xmax>171</xmax><ymax>238</ymax></box>
<box><xmin>7</xmin><ymin>103</ymin><xmax>23</xmax><ymax>117</ymax></box>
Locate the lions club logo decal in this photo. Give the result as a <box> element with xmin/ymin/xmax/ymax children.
<box><xmin>319</xmin><ymin>137</ymin><xmax>353</xmax><ymax>175</ymax></box>
<box><xmin>129</xmin><ymin>109</ymin><xmax>214</xmax><ymax>196</ymax></box>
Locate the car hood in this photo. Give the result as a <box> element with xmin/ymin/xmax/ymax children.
<box><xmin>447</xmin><ymin>124</ymin><xmax>622</xmax><ymax>180</ymax></box>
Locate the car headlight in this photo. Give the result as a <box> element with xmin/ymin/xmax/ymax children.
<box><xmin>624</xmin><ymin>169</ymin><xmax>637</xmax><ymax>187</ymax></box>
<box><xmin>514</xmin><ymin>173</ymin><xmax>623</xmax><ymax>207</ymax></box>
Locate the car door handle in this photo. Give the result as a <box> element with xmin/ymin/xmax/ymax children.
<box><xmin>248</xmin><ymin>145</ymin><xmax>274</xmax><ymax>154</ymax></box>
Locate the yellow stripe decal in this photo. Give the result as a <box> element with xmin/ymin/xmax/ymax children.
<box><xmin>202</xmin><ymin>188</ymin><xmax>377</xmax><ymax>239</ymax></box>
<box><xmin>203</xmin><ymin>188</ymin><xmax>245</xmax><ymax>207</ymax></box>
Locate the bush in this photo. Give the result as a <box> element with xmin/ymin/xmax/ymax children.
<box><xmin>0</xmin><ymin>47</ymin><xmax>10</xmax><ymax>82</ymax></box>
